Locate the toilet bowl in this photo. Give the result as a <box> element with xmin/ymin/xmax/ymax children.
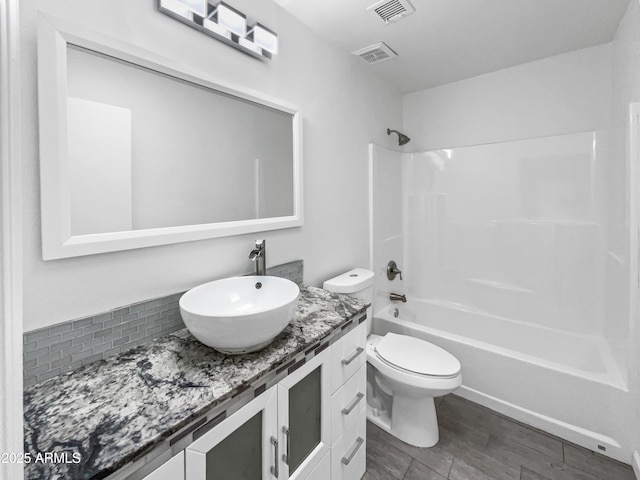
<box><xmin>366</xmin><ymin>333</ymin><xmax>461</xmax><ymax>447</ymax></box>
<box><xmin>323</xmin><ymin>268</ymin><xmax>462</xmax><ymax>448</ymax></box>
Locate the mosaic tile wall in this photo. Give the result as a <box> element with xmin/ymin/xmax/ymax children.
<box><xmin>23</xmin><ymin>260</ymin><xmax>303</xmax><ymax>388</ymax></box>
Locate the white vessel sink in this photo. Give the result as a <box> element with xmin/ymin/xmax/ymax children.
<box><xmin>179</xmin><ymin>276</ymin><xmax>300</xmax><ymax>354</ymax></box>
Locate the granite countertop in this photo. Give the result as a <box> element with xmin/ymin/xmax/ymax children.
<box><xmin>24</xmin><ymin>285</ymin><xmax>368</xmax><ymax>480</ymax></box>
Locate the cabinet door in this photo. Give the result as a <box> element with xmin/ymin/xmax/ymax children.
<box><xmin>186</xmin><ymin>386</ymin><xmax>278</xmax><ymax>480</ymax></box>
<box><xmin>304</xmin><ymin>451</ymin><xmax>330</xmax><ymax>480</ymax></box>
<box><xmin>277</xmin><ymin>349</ymin><xmax>331</xmax><ymax>480</ymax></box>
<box><xmin>142</xmin><ymin>451</ymin><xmax>184</xmax><ymax>480</ymax></box>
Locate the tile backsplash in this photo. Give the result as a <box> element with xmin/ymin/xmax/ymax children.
<box><xmin>23</xmin><ymin>260</ymin><xmax>303</xmax><ymax>388</ymax></box>
<box><xmin>262</xmin><ymin>259</ymin><xmax>303</xmax><ymax>286</ymax></box>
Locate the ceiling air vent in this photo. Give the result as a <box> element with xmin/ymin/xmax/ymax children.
<box><xmin>352</xmin><ymin>42</ymin><xmax>397</xmax><ymax>65</ymax></box>
<box><xmin>367</xmin><ymin>0</ymin><xmax>415</xmax><ymax>24</ymax></box>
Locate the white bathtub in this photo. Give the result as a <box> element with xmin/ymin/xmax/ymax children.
<box><xmin>374</xmin><ymin>300</ymin><xmax>630</xmax><ymax>462</ymax></box>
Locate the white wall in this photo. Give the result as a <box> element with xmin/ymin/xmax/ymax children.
<box><xmin>605</xmin><ymin>0</ymin><xmax>640</xmax><ymax>385</ymax></box>
<box><xmin>612</xmin><ymin>2</ymin><xmax>640</xmax><ymax>127</ymax></box>
<box><xmin>0</xmin><ymin>0</ymin><xmax>24</xmax><ymax>476</ymax></box>
<box><xmin>403</xmin><ymin>44</ymin><xmax>612</xmax><ymax>151</ymax></box>
<box><xmin>611</xmin><ymin>0</ymin><xmax>640</xmax><ymax>461</ymax></box>
<box><xmin>21</xmin><ymin>0</ymin><xmax>402</xmax><ymax>331</ymax></box>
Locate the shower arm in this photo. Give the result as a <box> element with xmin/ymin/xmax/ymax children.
<box><xmin>386</xmin><ymin>128</ymin><xmax>411</xmax><ymax>146</ymax></box>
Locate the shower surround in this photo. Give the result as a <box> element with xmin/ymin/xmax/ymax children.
<box><xmin>369</xmin><ymin>130</ymin><xmax>636</xmax><ymax>463</ymax></box>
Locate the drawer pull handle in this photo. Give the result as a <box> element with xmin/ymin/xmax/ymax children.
<box><xmin>342</xmin><ymin>347</ymin><xmax>364</xmax><ymax>366</ymax></box>
<box><xmin>282</xmin><ymin>425</ymin><xmax>290</xmax><ymax>465</ymax></box>
<box><xmin>341</xmin><ymin>436</ymin><xmax>364</xmax><ymax>465</ymax></box>
<box><xmin>270</xmin><ymin>436</ymin><xmax>279</xmax><ymax>478</ymax></box>
<box><xmin>342</xmin><ymin>392</ymin><xmax>364</xmax><ymax>415</ymax></box>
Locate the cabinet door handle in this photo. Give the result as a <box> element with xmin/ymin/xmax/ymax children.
<box><xmin>341</xmin><ymin>436</ymin><xmax>364</xmax><ymax>465</ymax></box>
<box><xmin>270</xmin><ymin>436</ymin><xmax>279</xmax><ymax>478</ymax></box>
<box><xmin>282</xmin><ymin>425</ymin><xmax>290</xmax><ymax>465</ymax></box>
<box><xmin>342</xmin><ymin>347</ymin><xmax>364</xmax><ymax>366</ymax></box>
<box><xmin>341</xmin><ymin>392</ymin><xmax>364</xmax><ymax>415</ymax></box>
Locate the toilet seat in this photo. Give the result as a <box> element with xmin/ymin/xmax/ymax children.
<box><xmin>374</xmin><ymin>333</ymin><xmax>461</xmax><ymax>379</ymax></box>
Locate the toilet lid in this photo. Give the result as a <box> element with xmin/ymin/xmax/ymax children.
<box><xmin>375</xmin><ymin>333</ymin><xmax>461</xmax><ymax>377</ymax></box>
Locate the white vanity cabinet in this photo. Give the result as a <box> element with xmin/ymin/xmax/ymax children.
<box><xmin>277</xmin><ymin>350</ymin><xmax>332</xmax><ymax>480</ymax></box>
<box><xmin>186</xmin><ymin>349</ymin><xmax>331</xmax><ymax>480</ymax></box>
<box><xmin>182</xmin><ymin>318</ymin><xmax>367</xmax><ymax>480</ymax></box>
<box><xmin>186</xmin><ymin>386</ymin><xmax>279</xmax><ymax>479</ymax></box>
<box><xmin>329</xmin><ymin>322</ymin><xmax>367</xmax><ymax>480</ymax></box>
<box><xmin>330</xmin><ymin>322</ymin><xmax>367</xmax><ymax>393</ymax></box>
<box><xmin>141</xmin><ymin>451</ymin><xmax>185</xmax><ymax>480</ymax></box>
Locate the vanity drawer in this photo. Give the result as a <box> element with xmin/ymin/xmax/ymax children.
<box><xmin>331</xmin><ymin>411</ymin><xmax>366</xmax><ymax>480</ymax></box>
<box><xmin>331</xmin><ymin>364</ymin><xmax>366</xmax><ymax>445</ymax></box>
<box><xmin>331</xmin><ymin>321</ymin><xmax>367</xmax><ymax>393</ymax></box>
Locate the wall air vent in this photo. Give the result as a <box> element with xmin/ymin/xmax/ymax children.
<box><xmin>352</xmin><ymin>42</ymin><xmax>397</xmax><ymax>65</ymax></box>
<box><xmin>367</xmin><ymin>0</ymin><xmax>415</xmax><ymax>24</ymax></box>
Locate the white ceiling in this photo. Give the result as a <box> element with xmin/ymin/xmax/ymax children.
<box><xmin>275</xmin><ymin>0</ymin><xmax>631</xmax><ymax>94</ymax></box>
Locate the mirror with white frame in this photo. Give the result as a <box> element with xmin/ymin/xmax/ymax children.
<box><xmin>37</xmin><ymin>15</ymin><xmax>303</xmax><ymax>260</ymax></box>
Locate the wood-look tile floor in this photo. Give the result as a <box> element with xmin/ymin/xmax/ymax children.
<box><xmin>363</xmin><ymin>394</ymin><xmax>635</xmax><ymax>480</ymax></box>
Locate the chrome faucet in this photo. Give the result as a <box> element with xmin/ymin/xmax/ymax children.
<box><xmin>389</xmin><ymin>293</ymin><xmax>407</xmax><ymax>303</ymax></box>
<box><xmin>249</xmin><ymin>239</ymin><xmax>266</xmax><ymax>276</ymax></box>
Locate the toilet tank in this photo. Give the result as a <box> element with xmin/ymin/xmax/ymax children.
<box><xmin>323</xmin><ymin>269</ymin><xmax>374</xmax><ymax>333</ymax></box>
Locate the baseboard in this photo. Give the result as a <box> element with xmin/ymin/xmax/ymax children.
<box><xmin>633</xmin><ymin>450</ymin><xmax>639</xmax><ymax>479</ymax></box>
<box><xmin>456</xmin><ymin>385</ymin><xmax>628</xmax><ymax>464</ymax></box>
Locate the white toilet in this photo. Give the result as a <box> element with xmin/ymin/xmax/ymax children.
<box><xmin>323</xmin><ymin>268</ymin><xmax>462</xmax><ymax>448</ymax></box>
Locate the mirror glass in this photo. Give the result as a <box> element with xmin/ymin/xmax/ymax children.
<box><xmin>37</xmin><ymin>16</ymin><xmax>302</xmax><ymax>259</ymax></box>
<box><xmin>67</xmin><ymin>45</ymin><xmax>294</xmax><ymax>236</ymax></box>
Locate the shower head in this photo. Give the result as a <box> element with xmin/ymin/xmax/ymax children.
<box><xmin>387</xmin><ymin>128</ymin><xmax>411</xmax><ymax>146</ymax></box>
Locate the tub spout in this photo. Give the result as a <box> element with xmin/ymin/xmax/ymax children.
<box><xmin>390</xmin><ymin>293</ymin><xmax>406</xmax><ymax>303</ymax></box>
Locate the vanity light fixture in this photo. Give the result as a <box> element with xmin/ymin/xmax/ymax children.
<box><xmin>247</xmin><ymin>23</ymin><xmax>278</xmax><ymax>55</ymax></box>
<box><xmin>159</xmin><ymin>0</ymin><xmax>202</xmax><ymax>20</ymax></box>
<box><xmin>158</xmin><ymin>0</ymin><xmax>278</xmax><ymax>61</ymax></box>
<box><xmin>209</xmin><ymin>1</ymin><xmax>246</xmax><ymax>37</ymax></box>
<box><xmin>238</xmin><ymin>37</ymin><xmax>263</xmax><ymax>55</ymax></box>
<box><xmin>178</xmin><ymin>0</ymin><xmax>208</xmax><ymax>17</ymax></box>
<box><xmin>203</xmin><ymin>11</ymin><xmax>232</xmax><ymax>39</ymax></box>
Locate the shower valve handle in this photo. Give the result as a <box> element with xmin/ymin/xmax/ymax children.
<box><xmin>387</xmin><ymin>260</ymin><xmax>403</xmax><ymax>281</ymax></box>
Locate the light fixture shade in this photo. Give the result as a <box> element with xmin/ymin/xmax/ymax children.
<box><xmin>249</xmin><ymin>23</ymin><xmax>278</xmax><ymax>54</ymax></box>
<box><xmin>203</xmin><ymin>17</ymin><xmax>232</xmax><ymax>39</ymax></box>
<box><xmin>175</xmin><ymin>0</ymin><xmax>207</xmax><ymax>17</ymax></box>
<box><xmin>217</xmin><ymin>2</ymin><xmax>246</xmax><ymax>37</ymax></box>
<box><xmin>238</xmin><ymin>37</ymin><xmax>262</xmax><ymax>54</ymax></box>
